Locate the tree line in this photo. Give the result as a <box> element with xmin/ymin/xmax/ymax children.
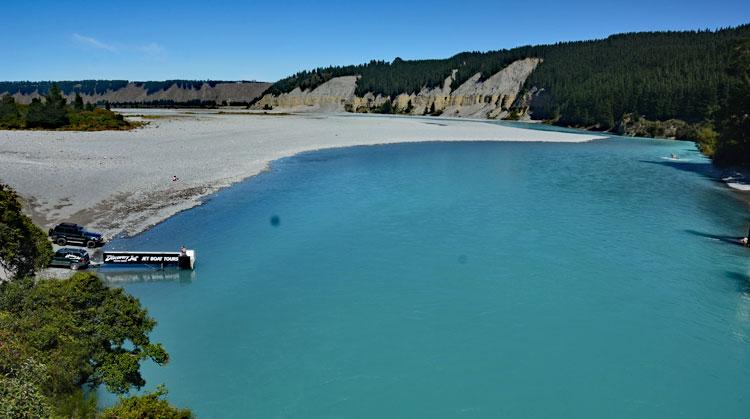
<box><xmin>0</xmin><ymin>80</ymin><xmax>255</xmax><ymax>96</ymax></box>
<box><xmin>0</xmin><ymin>80</ymin><xmax>129</xmax><ymax>96</ymax></box>
<box><xmin>0</xmin><ymin>84</ymin><xmax>131</xmax><ymax>130</ymax></box>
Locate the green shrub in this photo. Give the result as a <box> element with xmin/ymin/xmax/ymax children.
<box><xmin>102</xmin><ymin>385</ymin><xmax>193</xmax><ymax>419</ymax></box>
<box><xmin>66</xmin><ymin>108</ymin><xmax>130</xmax><ymax>131</ymax></box>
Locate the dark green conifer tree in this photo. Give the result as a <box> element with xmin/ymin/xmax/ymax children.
<box><xmin>26</xmin><ymin>84</ymin><xmax>68</xmax><ymax>128</ymax></box>
<box><xmin>73</xmin><ymin>92</ymin><xmax>84</xmax><ymax>111</ymax></box>
<box><xmin>0</xmin><ymin>95</ymin><xmax>21</xmax><ymax>128</ymax></box>
<box><xmin>714</xmin><ymin>38</ymin><xmax>750</xmax><ymax>165</ymax></box>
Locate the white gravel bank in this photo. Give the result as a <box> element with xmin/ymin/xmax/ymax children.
<box><xmin>0</xmin><ymin>110</ymin><xmax>603</xmax><ymax>238</ymax></box>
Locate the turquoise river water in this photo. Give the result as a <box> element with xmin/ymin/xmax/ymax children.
<box><xmin>101</xmin><ymin>132</ymin><xmax>750</xmax><ymax>418</ymax></box>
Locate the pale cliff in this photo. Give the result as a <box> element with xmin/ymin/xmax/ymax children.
<box><xmin>442</xmin><ymin>58</ymin><xmax>541</xmax><ymax>118</ymax></box>
<box><xmin>253</xmin><ymin>76</ymin><xmax>358</xmax><ymax>112</ymax></box>
<box><xmin>252</xmin><ymin>58</ymin><xmax>541</xmax><ymax>119</ymax></box>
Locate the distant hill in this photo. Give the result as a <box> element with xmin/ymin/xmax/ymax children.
<box><xmin>0</xmin><ymin>80</ymin><xmax>271</xmax><ymax>107</ymax></box>
<box><xmin>254</xmin><ymin>24</ymin><xmax>750</xmax><ymax>131</ymax></box>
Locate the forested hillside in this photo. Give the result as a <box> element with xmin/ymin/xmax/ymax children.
<box><xmin>0</xmin><ymin>80</ymin><xmax>243</xmax><ymax>96</ymax></box>
<box><xmin>712</xmin><ymin>38</ymin><xmax>750</xmax><ymax>165</ymax></box>
<box><xmin>0</xmin><ymin>79</ymin><xmax>271</xmax><ymax>107</ymax></box>
<box><xmin>267</xmin><ymin>48</ymin><xmax>538</xmax><ymax>98</ymax></box>
<box><xmin>262</xmin><ymin>24</ymin><xmax>750</xmax><ymax>164</ymax></box>
<box><xmin>525</xmin><ymin>27</ymin><xmax>748</xmax><ymax>128</ymax></box>
<box><xmin>266</xmin><ymin>25</ymin><xmax>748</xmax><ymax>130</ymax></box>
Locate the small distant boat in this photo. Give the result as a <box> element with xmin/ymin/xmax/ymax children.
<box><xmin>722</xmin><ymin>172</ymin><xmax>744</xmax><ymax>182</ymax></box>
<box><xmin>660</xmin><ymin>155</ymin><xmax>690</xmax><ymax>162</ymax></box>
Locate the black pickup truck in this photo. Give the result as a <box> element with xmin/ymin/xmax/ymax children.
<box><xmin>48</xmin><ymin>223</ymin><xmax>105</xmax><ymax>248</ymax></box>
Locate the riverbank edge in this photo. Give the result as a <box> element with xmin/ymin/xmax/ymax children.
<box><xmin>0</xmin><ymin>111</ymin><xmax>606</xmax><ymax>241</ymax></box>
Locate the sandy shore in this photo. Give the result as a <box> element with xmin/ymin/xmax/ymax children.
<box><xmin>0</xmin><ymin>110</ymin><xmax>603</xmax><ymax>239</ymax></box>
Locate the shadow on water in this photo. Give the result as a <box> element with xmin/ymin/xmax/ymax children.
<box><xmin>685</xmin><ymin>229</ymin><xmax>744</xmax><ymax>245</ymax></box>
<box><xmin>639</xmin><ymin>159</ymin><xmax>724</xmax><ymax>182</ymax></box>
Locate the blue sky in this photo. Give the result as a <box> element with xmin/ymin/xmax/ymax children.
<box><xmin>1</xmin><ymin>0</ymin><xmax>748</xmax><ymax>82</ymax></box>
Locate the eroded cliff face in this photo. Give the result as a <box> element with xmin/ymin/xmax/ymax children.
<box><xmin>443</xmin><ymin>58</ymin><xmax>541</xmax><ymax>118</ymax></box>
<box><xmin>6</xmin><ymin>81</ymin><xmax>271</xmax><ymax>105</ymax></box>
<box><xmin>252</xmin><ymin>58</ymin><xmax>542</xmax><ymax>119</ymax></box>
<box><xmin>253</xmin><ymin>76</ymin><xmax>358</xmax><ymax>112</ymax></box>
